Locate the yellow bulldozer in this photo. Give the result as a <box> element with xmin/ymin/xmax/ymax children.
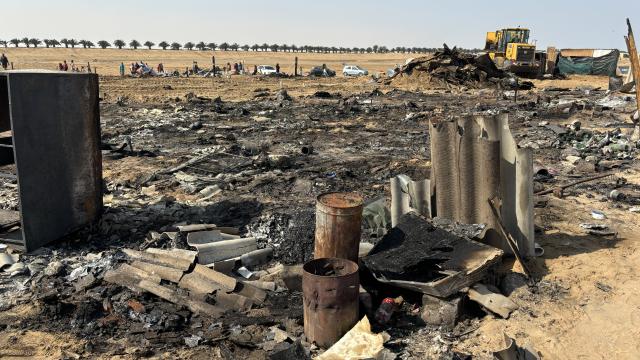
<box><xmin>484</xmin><ymin>27</ymin><xmax>540</xmax><ymax>77</ymax></box>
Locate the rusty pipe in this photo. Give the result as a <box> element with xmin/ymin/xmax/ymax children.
<box><xmin>314</xmin><ymin>192</ymin><xmax>363</xmax><ymax>262</ymax></box>
<box><xmin>303</xmin><ymin>257</ymin><xmax>359</xmax><ymax>348</ymax></box>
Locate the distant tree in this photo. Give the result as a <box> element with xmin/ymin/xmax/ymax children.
<box><xmin>144</xmin><ymin>41</ymin><xmax>155</xmax><ymax>49</ymax></box>
<box><xmin>98</xmin><ymin>40</ymin><xmax>111</xmax><ymax>49</ymax></box>
<box><xmin>170</xmin><ymin>42</ymin><xmax>181</xmax><ymax>50</ymax></box>
<box><xmin>29</xmin><ymin>38</ymin><xmax>42</xmax><ymax>48</ymax></box>
<box><xmin>60</xmin><ymin>38</ymin><xmax>69</xmax><ymax>48</ymax></box>
<box><xmin>184</xmin><ymin>42</ymin><xmax>195</xmax><ymax>50</ymax></box>
<box><xmin>330</xmin><ymin>46</ymin><xmax>337</xmax><ymax>53</ymax></box>
<box><xmin>261</xmin><ymin>43</ymin><xmax>269</xmax><ymax>51</ymax></box>
<box><xmin>50</xmin><ymin>39</ymin><xmax>60</xmax><ymax>48</ymax></box>
<box><xmin>291</xmin><ymin>44</ymin><xmax>298</xmax><ymax>52</ymax></box>
<box><xmin>366</xmin><ymin>47</ymin><xmax>373</xmax><ymax>53</ymax></box>
<box><xmin>79</xmin><ymin>40</ymin><xmax>88</xmax><ymax>48</ymax></box>
<box><xmin>379</xmin><ymin>46</ymin><xmax>388</xmax><ymax>53</ymax></box>
<box><xmin>195</xmin><ymin>41</ymin><xmax>205</xmax><ymax>51</ymax></box>
<box><xmin>21</xmin><ymin>37</ymin><xmax>30</xmax><ymax>48</ymax></box>
<box><xmin>43</xmin><ymin>39</ymin><xmax>51</xmax><ymax>48</ymax></box>
<box><xmin>241</xmin><ymin>44</ymin><xmax>249</xmax><ymax>51</ymax></box>
<box><xmin>251</xmin><ymin>44</ymin><xmax>259</xmax><ymax>51</ymax></box>
<box><xmin>0</xmin><ymin>40</ymin><xmax>7</xmax><ymax>48</ymax></box>
<box><xmin>271</xmin><ymin>44</ymin><xmax>279</xmax><ymax>52</ymax></box>
<box><xmin>207</xmin><ymin>42</ymin><xmax>217</xmax><ymax>51</ymax></box>
<box><xmin>10</xmin><ymin>39</ymin><xmax>20</xmax><ymax>47</ymax></box>
<box><xmin>281</xmin><ymin>44</ymin><xmax>289</xmax><ymax>52</ymax></box>
<box><xmin>68</xmin><ymin>39</ymin><xmax>78</xmax><ymax>48</ymax></box>
<box><xmin>219</xmin><ymin>42</ymin><xmax>229</xmax><ymax>51</ymax></box>
<box><xmin>86</xmin><ymin>41</ymin><xmax>95</xmax><ymax>48</ymax></box>
<box><xmin>372</xmin><ymin>45</ymin><xmax>379</xmax><ymax>53</ymax></box>
<box><xmin>230</xmin><ymin>43</ymin><xmax>239</xmax><ymax>51</ymax></box>
<box><xmin>129</xmin><ymin>40</ymin><xmax>141</xmax><ymax>49</ymax></box>
<box><xmin>158</xmin><ymin>41</ymin><xmax>169</xmax><ymax>50</ymax></box>
<box><xmin>114</xmin><ymin>39</ymin><xmax>125</xmax><ymax>49</ymax></box>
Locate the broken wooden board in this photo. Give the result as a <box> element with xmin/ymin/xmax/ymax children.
<box><xmin>235</xmin><ymin>281</ymin><xmax>267</xmax><ymax>304</ymax></box>
<box><xmin>138</xmin><ymin>279</ymin><xmax>224</xmax><ymax>317</ymax></box>
<box><xmin>104</xmin><ymin>270</ymin><xmax>145</xmax><ymax>293</ymax></box>
<box><xmin>195</xmin><ymin>237</ymin><xmax>258</xmax><ymax>265</ymax></box>
<box><xmin>213</xmin><ymin>291</ymin><xmax>254</xmax><ymax>311</ymax></box>
<box><xmin>468</xmin><ymin>283</ymin><xmax>518</xmax><ymax>318</ymax></box>
<box><xmin>146</xmin><ymin>248</ymin><xmax>197</xmax><ymax>263</ymax></box>
<box><xmin>178</xmin><ymin>264</ymin><xmax>237</xmax><ymax>294</ymax></box>
<box><xmin>122</xmin><ymin>248</ymin><xmax>194</xmax><ymax>271</ymax></box>
<box><xmin>177</xmin><ymin>224</ymin><xmax>241</xmax><ymax>235</ymax></box>
<box><xmin>361</xmin><ymin>213</ymin><xmax>503</xmax><ymax>297</ymax></box>
<box><xmin>130</xmin><ymin>261</ymin><xmax>184</xmax><ymax>283</ymax></box>
<box><xmin>179</xmin><ymin>271</ymin><xmax>223</xmax><ymax>294</ymax></box>
<box><xmin>186</xmin><ymin>230</ymin><xmax>240</xmax><ymax>247</ymax></box>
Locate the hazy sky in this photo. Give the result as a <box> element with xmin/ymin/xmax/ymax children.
<box><xmin>2</xmin><ymin>0</ymin><xmax>638</xmax><ymax>50</ymax></box>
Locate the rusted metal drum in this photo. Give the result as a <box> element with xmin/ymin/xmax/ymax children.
<box><xmin>314</xmin><ymin>192</ymin><xmax>363</xmax><ymax>262</ymax></box>
<box><xmin>303</xmin><ymin>257</ymin><xmax>359</xmax><ymax>348</ymax></box>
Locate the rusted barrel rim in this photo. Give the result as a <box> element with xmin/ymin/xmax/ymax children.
<box><xmin>303</xmin><ymin>257</ymin><xmax>359</xmax><ymax>279</ymax></box>
<box><xmin>316</xmin><ymin>192</ymin><xmax>363</xmax><ymax>216</ymax></box>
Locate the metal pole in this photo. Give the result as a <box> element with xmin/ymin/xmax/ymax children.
<box><xmin>625</xmin><ymin>19</ymin><xmax>640</xmax><ymax>114</ymax></box>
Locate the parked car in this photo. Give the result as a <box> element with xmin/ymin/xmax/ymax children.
<box><xmin>342</xmin><ymin>65</ymin><xmax>368</xmax><ymax>77</ymax></box>
<box><xmin>257</xmin><ymin>65</ymin><xmax>277</xmax><ymax>75</ymax></box>
<box><xmin>308</xmin><ymin>66</ymin><xmax>336</xmax><ymax>77</ymax></box>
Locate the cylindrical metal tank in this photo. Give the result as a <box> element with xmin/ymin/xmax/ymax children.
<box><xmin>303</xmin><ymin>257</ymin><xmax>359</xmax><ymax>348</ymax></box>
<box><xmin>314</xmin><ymin>192</ymin><xmax>363</xmax><ymax>262</ymax></box>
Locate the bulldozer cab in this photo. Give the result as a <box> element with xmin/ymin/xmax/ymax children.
<box><xmin>486</xmin><ymin>28</ymin><xmax>530</xmax><ymax>53</ymax></box>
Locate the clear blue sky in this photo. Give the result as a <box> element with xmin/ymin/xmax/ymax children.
<box><xmin>2</xmin><ymin>0</ymin><xmax>638</xmax><ymax>50</ymax></box>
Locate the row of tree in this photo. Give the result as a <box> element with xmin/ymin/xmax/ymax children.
<box><xmin>0</xmin><ymin>38</ymin><xmax>447</xmax><ymax>54</ymax></box>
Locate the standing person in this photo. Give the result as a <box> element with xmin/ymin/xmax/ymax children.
<box><xmin>119</xmin><ymin>62</ymin><xmax>125</xmax><ymax>77</ymax></box>
<box><xmin>62</xmin><ymin>60</ymin><xmax>69</xmax><ymax>71</ymax></box>
<box><xmin>70</xmin><ymin>60</ymin><xmax>77</xmax><ymax>72</ymax></box>
<box><xmin>238</xmin><ymin>62</ymin><xmax>243</xmax><ymax>74</ymax></box>
<box><xmin>0</xmin><ymin>53</ymin><xmax>8</xmax><ymax>70</ymax></box>
<box><xmin>275</xmin><ymin>63</ymin><xmax>280</xmax><ymax>74</ymax></box>
<box><xmin>233</xmin><ymin>62</ymin><xmax>238</xmax><ymax>73</ymax></box>
<box><xmin>252</xmin><ymin>64</ymin><xmax>257</xmax><ymax>75</ymax></box>
<box><xmin>58</xmin><ymin>63</ymin><xmax>64</xmax><ymax>71</ymax></box>
<box><xmin>157</xmin><ymin>63</ymin><xmax>164</xmax><ymax>73</ymax></box>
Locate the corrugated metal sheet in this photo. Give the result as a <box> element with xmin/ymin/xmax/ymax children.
<box><xmin>430</xmin><ymin>114</ymin><xmax>534</xmax><ymax>256</ymax></box>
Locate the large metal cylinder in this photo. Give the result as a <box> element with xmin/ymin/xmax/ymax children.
<box><xmin>303</xmin><ymin>257</ymin><xmax>359</xmax><ymax>348</ymax></box>
<box><xmin>314</xmin><ymin>192</ymin><xmax>363</xmax><ymax>262</ymax></box>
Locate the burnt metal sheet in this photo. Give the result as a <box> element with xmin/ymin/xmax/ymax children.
<box><xmin>361</xmin><ymin>213</ymin><xmax>503</xmax><ymax>297</ymax></box>
<box><xmin>430</xmin><ymin>114</ymin><xmax>534</xmax><ymax>256</ymax></box>
<box><xmin>0</xmin><ymin>71</ymin><xmax>102</xmax><ymax>251</ymax></box>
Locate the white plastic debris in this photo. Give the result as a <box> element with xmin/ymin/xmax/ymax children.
<box><xmin>591</xmin><ymin>210</ymin><xmax>606</xmax><ymax>220</ymax></box>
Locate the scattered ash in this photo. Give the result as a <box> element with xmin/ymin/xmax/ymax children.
<box><xmin>247</xmin><ymin>207</ymin><xmax>315</xmax><ymax>264</ymax></box>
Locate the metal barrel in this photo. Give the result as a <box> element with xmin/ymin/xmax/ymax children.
<box><xmin>314</xmin><ymin>192</ymin><xmax>363</xmax><ymax>262</ymax></box>
<box><xmin>303</xmin><ymin>257</ymin><xmax>359</xmax><ymax>348</ymax></box>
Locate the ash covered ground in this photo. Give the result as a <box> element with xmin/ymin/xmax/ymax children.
<box><xmin>1</xmin><ymin>75</ymin><xmax>640</xmax><ymax>359</ymax></box>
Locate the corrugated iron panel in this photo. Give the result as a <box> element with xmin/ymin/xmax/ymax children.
<box><xmin>430</xmin><ymin>114</ymin><xmax>534</xmax><ymax>256</ymax></box>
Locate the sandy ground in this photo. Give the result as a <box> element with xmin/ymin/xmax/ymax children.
<box><xmin>0</xmin><ymin>48</ymin><xmax>413</xmax><ymax>76</ymax></box>
<box><xmin>0</xmin><ymin>49</ymin><xmax>638</xmax><ymax>359</ymax></box>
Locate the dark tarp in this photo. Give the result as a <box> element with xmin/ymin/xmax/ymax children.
<box><xmin>557</xmin><ymin>49</ymin><xmax>619</xmax><ymax>76</ymax></box>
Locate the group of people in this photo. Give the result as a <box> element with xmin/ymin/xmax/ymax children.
<box><xmin>122</xmin><ymin>61</ymin><xmax>158</xmax><ymax>76</ymax></box>
<box><xmin>57</xmin><ymin>59</ymin><xmax>91</xmax><ymax>72</ymax></box>
<box><xmin>0</xmin><ymin>53</ymin><xmax>9</xmax><ymax>70</ymax></box>
<box><xmin>116</xmin><ymin>59</ymin><xmax>290</xmax><ymax>78</ymax></box>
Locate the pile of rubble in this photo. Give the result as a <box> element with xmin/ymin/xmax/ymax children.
<box><xmin>387</xmin><ymin>45</ymin><xmax>524</xmax><ymax>89</ymax></box>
